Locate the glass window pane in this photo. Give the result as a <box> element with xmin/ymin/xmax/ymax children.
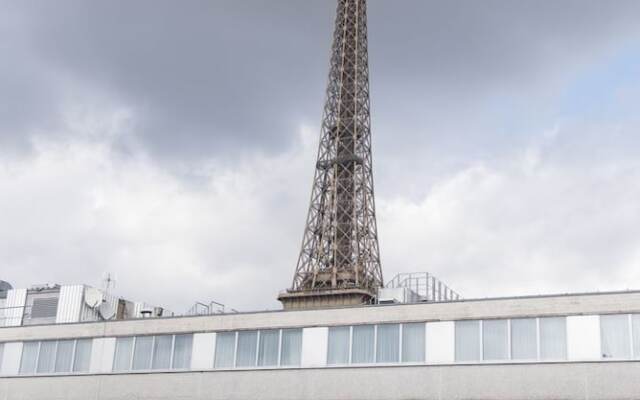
<box><xmin>376</xmin><ymin>324</ymin><xmax>400</xmax><ymax>363</ymax></box>
<box><xmin>0</xmin><ymin>343</ymin><xmax>4</xmax><ymax>372</ymax></box>
<box><xmin>455</xmin><ymin>320</ymin><xmax>480</xmax><ymax>362</ymax></box>
<box><xmin>132</xmin><ymin>336</ymin><xmax>153</xmax><ymax>370</ymax></box>
<box><xmin>172</xmin><ymin>334</ymin><xmax>193</xmax><ymax>369</ymax></box>
<box><xmin>73</xmin><ymin>339</ymin><xmax>92</xmax><ymax>372</ymax></box>
<box><xmin>151</xmin><ymin>335</ymin><xmax>173</xmax><ymax>369</ymax></box>
<box><xmin>327</xmin><ymin>326</ymin><xmax>350</xmax><ymax>365</ymax></box>
<box><xmin>352</xmin><ymin>325</ymin><xmax>375</xmax><ymax>364</ymax></box>
<box><xmin>483</xmin><ymin>320</ymin><xmax>508</xmax><ymax>360</ymax></box>
<box><xmin>280</xmin><ymin>329</ymin><xmax>302</xmax><ymax>367</ymax></box>
<box><xmin>214</xmin><ymin>332</ymin><xmax>236</xmax><ymax>369</ymax></box>
<box><xmin>633</xmin><ymin>314</ymin><xmax>640</xmax><ymax>358</ymax></box>
<box><xmin>402</xmin><ymin>323</ymin><xmax>425</xmax><ymax>363</ymax></box>
<box><xmin>601</xmin><ymin>314</ymin><xmax>631</xmax><ymax>359</ymax></box>
<box><xmin>540</xmin><ymin>317</ymin><xmax>567</xmax><ymax>360</ymax></box>
<box><xmin>258</xmin><ymin>330</ymin><xmax>279</xmax><ymax>367</ymax></box>
<box><xmin>236</xmin><ymin>331</ymin><xmax>258</xmax><ymax>367</ymax></box>
<box><xmin>36</xmin><ymin>341</ymin><xmax>56</xmax><ymax>373</ymax></box>
<box><xmin>511</xmin><ymin>318</ymin><xmax>537</xmax><ymax>360</ymax></box>
<box><xmin>54</xmin><ymin>340</ymin><xmax>74</xmax><ymax>373</ymax></box>
<box><xmin>20</xmin><ymin>341</ymin><xmax>39</xmax><ymax>374</ymax></box>
<box><xmin>113</xmin><ymin>337</ymin><xmax>134</xmax><ymax>371</ymax></box>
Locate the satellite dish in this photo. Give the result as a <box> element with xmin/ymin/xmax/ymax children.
<box><xmin>84</xmin><ymin>287</ymin><xmax>104</xmax><ymax>308</ymax></box>
<box><xmin>98</xmin><ymin>302</ymin><xmax>116</xmax><ymax>320</ymax></box>
<box><xmin>0</xmin><ymin>280</ymin><xmax>13</xmax><ymax>291</ymax></box>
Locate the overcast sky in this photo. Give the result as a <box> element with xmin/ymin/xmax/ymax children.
<box><xmin>1</xmin><ymin>0</ymin><xmax>640</xmax><ymax>312</ymax></box>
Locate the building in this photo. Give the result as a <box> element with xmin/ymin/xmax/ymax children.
<box><xmin>0</xmin><ymin>291</ymin><xmax>639</xmax><ymax>399</ymax></box>
<box><xmin>1</xmin><ymin>1</ymin><xmax>638</xmax><ymax>398</ymax></box>
<box><xmin>0</xmin><ymin>282</ymin><xmax>170</xmax><ymax>328</ymax></box>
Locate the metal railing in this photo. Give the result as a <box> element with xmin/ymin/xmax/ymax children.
<box><xmin>385</xmin><ymin>272</ymin><xmax>461</xmax><ymax>302</ymax></box>
<box><xmin>185</xmin><ymin>301</ymin><xmax>238</xmax><ymax>316</ymax></box>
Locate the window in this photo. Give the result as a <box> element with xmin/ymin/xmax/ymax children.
<box><xmin>36</xmin><ymin>341</ymin><xmax>56</xmax><ymax>373</ymax></box>
<box><xmin>511</xmin><ymin>318</ymin><xmax>537</xmax><ymax>360</ymax></box>
<box><xmin>327</xmin><ymin>326</ymin><xmax>350</xmax><ymax>365</ymax></box>
<box><xmin>132</xmin><ymin>336</ymin><xmax>153</xmax><ymax>370</ymax></box>
<box><xmin>601</xmin><ymin>314</ymin><xmax>631</xmax><ymax>359</ymax></box>
<box><xmin>151</xmin><ymin>335</ymin><xmax>173</xmax><ymax>369</ymax></box>
<box><xmin>29</xmin><ymin>297</ymin><xmax>59</xmax><ymax>322</ymax></box>
<box><xmin>215</xmin><ymin>329</ymin><xmax>302</xmax><ymax>369</ymax></box>
<box><xmin>351</xmin><ymin>325</ymin><xmax>375</xmax><ymax>364</ymax></box>
<box><xmin>483</xmin><ymin>320</ymin><xmax>508</xmax><ymax>360</ymax></box>
<box><xmin>113</xmin><ymin>337</ymin><xmax>134</xmax><ymax>371</ymax></box>
<box><xmin>402</xmin><ymin>323</ymin><xmax>425</xmax><ymax>363</ymax></box>
<box><xmin>236</xmin><ymin>331</ymin><xmax>258</xmax><ymax>367</ymax></box>
<box><xmin>633</xmin><ymin>314</ymin><xmax>640</xmax><ymax>358</ymax></box>
<box><xmin>0</xmin><ymin>343</ymin><xmax>4</xmax><ymax>372</ymax></box>
<box><xmin>113</xmin><ymin>334</ymin><xmax>194</xmax><ymax>372</ymax></box>
<box><xmin>258</xmin><ymin>330</ymin><xmax>279</xmax><ymax>367</ymax></box>
<box><xmin>172</xmin><ymin>334</ymin><xmax>193</xmax><ymax>369</ymax></box>
<box><xmin>20</xmin><ymin>339</ymin><xmax>93</xmax><ymax>375</ymax></box>
<box><xmin>214</xmin><ymin>332</ymin><xmax>236</xmax><ymax>368</ymax></box>
<box><xmin>20</xmin><ymin>342</ymin><xmax>39</xmax><ymax>374</ymax></box>
<box><xmin>54</xmin><ymin>340</ymin><xmax>75</xmax><ymax>373</ymax></box>
<box><xmin>376</xmin><ymin>324</ymin><xmax>400</xmax><ymax>363</ymax></box>
<box><xmin>539</xmin><ymin>317</ymin><xmax>567</xmax><ymax>360</ymax></box>
<box><xmin>280</xmin><ymin>329</ymin><xmax>302</xmax><ymax>366</ymax></box>
<box><xmin>73</xmin><ymin>339</ymin><xmax>92</xmax><ymax>372</ymax></box>
<box><xmin>455</xmin><ymin>320</ymin><xmax>480</xmax><ymax>361</ymax></box>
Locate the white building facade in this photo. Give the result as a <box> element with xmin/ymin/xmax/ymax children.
<box><xmin>0</xmin><ymin>291</ymin><xmax>639</xmax><ymax>399</ymax></box>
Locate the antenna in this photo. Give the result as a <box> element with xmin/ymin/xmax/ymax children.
<box><xmin>102</xmin><ymin>272</ymin><xmax>116</xmax><ymax>295</ymax></box>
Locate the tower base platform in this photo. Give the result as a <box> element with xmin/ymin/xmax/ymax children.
<box><xmin>277</xmin><ymin>288</ymin><xmax>375</xmax><ymax>310</ymax></box>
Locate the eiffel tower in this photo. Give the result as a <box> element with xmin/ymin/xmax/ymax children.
<box><xmin>278</xmin><ymin>0</ymin><xmax>383</xmax><ymax>310</ymax></box>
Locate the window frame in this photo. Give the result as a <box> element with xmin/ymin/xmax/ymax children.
<box><xmin>600</xmin><ymin>314</ymin><xmax>634</xmax><ymax>360</ymax></box>
<box><xmin>19</xmin><ymin>339</ymin><xmax>92</xmax><ymax>375</ymax></box>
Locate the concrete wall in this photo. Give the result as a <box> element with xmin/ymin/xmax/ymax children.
<box><xmin>0</xmin><ymin>362</ymin><xmax>639</xmax><ymax>400</ymax></box>
<box><xmin>1</xmin><ymin>291</ymin><xmax>639</xmax><ymax>342</ymax></box>
<box><xmin>1</xmin><ymin>291</ymin><xmax>639</xmax><ymax>399</ymax></box>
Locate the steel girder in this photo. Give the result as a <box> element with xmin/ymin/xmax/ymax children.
<box><xmin>290</xmin><ymin>0</ymin><xmax>383</xmax><ymax>294</ymax></box>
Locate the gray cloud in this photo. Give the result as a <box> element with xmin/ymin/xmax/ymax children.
<box><xmin>1</xmin><ymin>1</ymin><xmax>640</xmax><ymax>310</ymax></box>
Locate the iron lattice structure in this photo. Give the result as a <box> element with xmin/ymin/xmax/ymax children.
<box><xmin>289</xmin><ymin>0</ymin><xmax>383</xmax><ymax>296</ymax></box>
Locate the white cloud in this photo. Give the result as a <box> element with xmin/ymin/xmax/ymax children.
<box><xmin>1</xmin><ymin>104</ymin><xmax>639</xmax><ymax>312</ymax></box>
<box><xmin>379</xmin><ymin>131</ymin><xmax>640</xmax><ymax>298</ymax></box>
<box><xmin>0</xmin><ymin>106</ymin><xmax>316</xmax><ymax>312</ymax></box>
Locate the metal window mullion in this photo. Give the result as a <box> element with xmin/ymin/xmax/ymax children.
<box><xmin>277</xmin><ymin>330</ymin><xmax>283</xmax><ymax>367</ymax></box>
<box><xmin>629</xmin><ymin>314</ymin><xmax>634</xmax><ymax>359</ymax></box>
<box><xmin>169</xmin><ymin>335</ymin><xmax>176</xmax><ymax>370</ymax></box>
<box><xmin>479</xmin><ymin>320</ymin><xmax>484</xmax><ymax>362</ymax></box>
<box><xmin>563</xmin><ymin>317</ymin><xmax>569</xmax><ymax>360</ymax></box>
<box><xmin>398</xmin><ymin>324</ymin><xmax>404</xmax><ymax>363</ymax></box>
<box><xmin>47</xmin><ymin>340</ymin><xmax>58</xmax><ymax>374</ymax></box>
<box><xmin>70</xmin><ymin>339</ymin><xmax>78</xmax><ymax>372</ymax></box>
<box><xmin>348</xmin><ymin>326</ymin><xmax>353</xmax><ymax>364</ymax></box>
<box><xmin>255</xmin><ymin>331</ymin><xmax>260</xmax><ymax>367</ymax></box>
<box><xmin>34</xmin><ymin>341</ymin><xmax>42</xmax><ymax>374</ymax></box>
<box><xmin>148</xmin><ymin>336</ymin><xmax>156</xmax><ymax>370</ymax></box>
<box><xmin>507</xmin><ymin>319</ymin><xmax>512</xmax><ymax>361</ymax></box>
<box><xmin>373</xmin><ymin>325</ymin><xmax>378</xmax><ymax>363</ymax></box>
<box><xmin>536</xmin><ymin>318</ymin><xmax>541</xmax><ymax>361</ymax></box>
<box><xmin>129</xmin><ymin>337</ymin><xmax>136</xmax><ymax>371</ymax></box>
<box><xmin>232</xmin><ymin>332</ymin><xmax>238</xmax><ymax>368</ymax></box>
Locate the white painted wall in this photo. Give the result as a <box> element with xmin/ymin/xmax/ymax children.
<box><xmin>56</xmin><ymin>285</ymin><xmax>84</xmax><ymax>324</ymax></box>
<box><xmin>90</xmin><ymin>338</ymin><xmax>116</xmax><ymax>374</ymax></box>
<box><xmin>0</xmin><ymin>342</ymin><xmax>22</xmax><ymax>376</ymax></box>
<box><xmin>192</xmin><ymin>333</ymin><xmax>216</xmax><ymax>370</ymax></box>
<box><xmin>426</xmin><ymin>321</ymin><xmax>455</xmax><ymax>363</ymax></box>
<box><xmin>301</xmin><ymin>327</ymin><xmax>328</xmax><ymax>368</ymax></box>
<box><xmin>567</xmin><ymin>315</ymin><xmax>601</xmax><ymax>360</ymax></box>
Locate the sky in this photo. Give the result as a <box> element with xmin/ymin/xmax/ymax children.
<box><xmin>1</xmin><ymin>0</ymin><xmax>640</xmax><ymax>312</ymax></box>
